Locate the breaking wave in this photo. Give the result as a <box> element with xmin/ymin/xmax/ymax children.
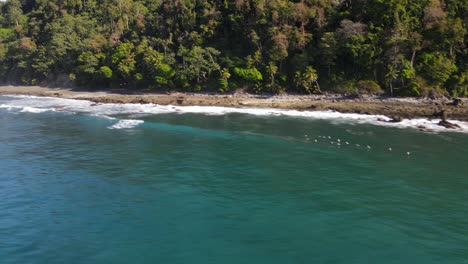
<box><xmin>1</xmin><ymin>95</ymin><xmax>467</xmax><ymax>133</ymax></box>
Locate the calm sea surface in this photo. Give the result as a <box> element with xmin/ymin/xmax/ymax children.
<box><xmin>1</xmin><ymin>95</ymin><xmax>468</xmax><ymax>263</ymax></box>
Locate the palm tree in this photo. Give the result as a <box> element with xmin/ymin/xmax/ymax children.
<box><xmin>265</xmin><ymin>62</ymin><xmax>278</xmax><ymax>87</ymax></box>
<box><xmin>304</xmin><ymin>66</ymin><xmax>321</xmax><ymax>93</ymax></box>
<box><xmin>221</xmin><ymin>68</ymin><xmax>231</xmax><ymax>81</ymax></box>
<box><xmin>386</xmin><ymin>65</ymin><xmax>398</xmax><ymax>97</ymax></box>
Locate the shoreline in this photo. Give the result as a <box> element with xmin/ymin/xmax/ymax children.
<box><xmin>1</xmin><ymin>85</ymin><xmax>467</xmax><ymax>122</ymax></box>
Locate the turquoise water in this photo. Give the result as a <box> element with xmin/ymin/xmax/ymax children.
<box><xmin>1</xmin><ymin>95</ymin><xmax>468</xmax><ymax>263</ymax></box>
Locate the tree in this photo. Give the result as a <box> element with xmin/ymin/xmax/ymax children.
<box><xmin>111</xmin><ymin>42</ymin><xmax>136</xmax><ymax>84</ymax></box>
<box><xmin>176</xmin><ymin>45</ymin><xmax>221</xmax><ymax>87</ymax></box>
<box><xmin>265</xmin><ymin>61</ymin><xmax>278</xmax><ymax>89</ymax></box>
<box><xmin>417</xmin><ymin>52</ymin><xmax>457</xmax><ymax>87</ymax></box>
<box><xmin>303</xmin><ymin>66</ymin><xmax>321</xmax><ymax>93</ymax></box>
<box><xmin>4</xmin><ymin>0</ymin><xmax>22</xmax><ymax>27</ymax></box>
<box><xmin>318</xmin><ymin>32</ymin><xmax>337</xmax><ymax>77</ymax></box>
<box><xmin>0</xmin><ymin>0</ymin><xmax>466</xmax><ymax>96</ymax></box>
<box><xmin>294</xmin><ymin>66</ymin><xmax>321</xmax><ymax>94</ymax></box>
<box><xmin>386</xmin><ymin>65</ymin><xmax>398</xmax><ymax>97</ymax></box>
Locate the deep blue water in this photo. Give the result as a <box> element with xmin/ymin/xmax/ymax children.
<box><xmin>1</xmin><ymin>95</ymin><xmax>468</xmax><ymax>263</ymax></box>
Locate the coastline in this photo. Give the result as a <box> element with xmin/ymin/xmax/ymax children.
<box><xmin>1</xmin><ymin>85</ymin><xmax>467</xmax><ymax>122</ymax></box>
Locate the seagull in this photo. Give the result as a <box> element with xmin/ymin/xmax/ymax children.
<box><xmin>345</xmin><ymin>142</ymin><xmax>349</xmax><ymax>145</ymax></box>
<box><xmin>367</xmin><ymin>145</ymin><xmax>371</xmax><ymax>149</ymax></box>
<box><xmin>356</xmin><ymin>144</ymin><xmax>360</xmax><ymax>147</ymax></box>
<box><xmin>388</xmin><ymin>148</ymin><xmax>392</xmax><ymax>151</ymax></box>
<box><xmin>314</xmin><ymin>140</ymin><xmax>318</xmax><ymax>142</ymax></box>
<box><xmin>337</xmin><ymin>139</ymin><xmax>341</xmax><ymax>142</ymax></box>
<box><xmin>407</xmin><ymin>152</ymin><xmax>411</xmax><ymax>156</ymax></box>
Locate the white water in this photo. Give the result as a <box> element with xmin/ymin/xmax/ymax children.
<box><xmin>1</xmin><ymin>95</ymin><xmax>467</xmax><ymax>133</ymax></box>
<box><xmin>108</xmin><ymin>119</ymin><xmax>144</xmax><ymax>129</ymax></box>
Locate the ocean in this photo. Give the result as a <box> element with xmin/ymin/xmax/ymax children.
<box><xmin>1</xmin><ymin>95</ymin><xmax>468</xmax><ymax>263</ymax></box>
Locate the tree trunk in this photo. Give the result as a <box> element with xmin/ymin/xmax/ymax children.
<box><xmin>410</xmin><ymin>50</ymin><xmax>416</xmax><ymax>68</ymax></box>
<box><xmin>315</xmin><ymin>80</ymin><xmax>321</xmax><ymax>93</ymax></box>
<box><xmin>390</xmin><ymin>80</ymin><xmax>393</xmax><ymax>97</ymax></box>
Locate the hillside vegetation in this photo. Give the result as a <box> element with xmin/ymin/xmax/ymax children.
<box><xmin>0</xmin><ymin>0</ymin><xmax>466</xmax><ymax>96</ymax></box>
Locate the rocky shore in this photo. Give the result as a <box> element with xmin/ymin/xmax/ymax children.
<box><xmin>1</xmin><ymin>85</ymin><xmax>467</xmax><ymax>122</ymax></box>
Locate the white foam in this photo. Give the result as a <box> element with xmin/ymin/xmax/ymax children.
<box><xmin>20</xmin><ymin>106</ymin><xmax>53</xmax><ymax>113</ymax></box>
<box><xmin>108</xmin><ymin>119</ymin><xmax>144</xmax><ymax>129</ymax></box>
<box><xmin>1</xmin><ymin>95</ymin><xmax>468</xmax><ymax>134</ymax></box>
<box><xmin>0</xmin><ymin>103</ymin><xmax>55</xmax><ymax>113</ymax></box>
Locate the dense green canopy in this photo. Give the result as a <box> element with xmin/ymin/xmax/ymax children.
<box><xmin>0</xmin><ymin>0</ymin><xmax>466</xmax><ymax>96</ymax></box>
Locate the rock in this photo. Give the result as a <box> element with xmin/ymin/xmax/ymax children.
<box><xmin>389</xmin><ymin>116</ymin><xmax>403</xmax><ymax>123</ymax></box>
<box><xmin>438</xmin><ymin>120</ymin><xmax>461</xmax><ymax>129</ymax></box>
<box><xmin>434</xmin><ymin>109</ymin><xmax>448</xmax><ymax>121</ymax></box>
<box><xmin>436</xmin><ymin>110</ymin><xmax>460</xmax><ymax>129</ymax></box>
<box><xmin>450</xmin><ymin>98</ymin><xmax>463</xmax><ymax>107</ymax></box>
<box><xmin>377</xmin><ymin>116</ymin><xmax>402</xmax><ymax>123</ymax></box>
<box><xmin>176</xmin><ymin>97</ymin><xmax>185</xmax><ymax>105</ymax></box>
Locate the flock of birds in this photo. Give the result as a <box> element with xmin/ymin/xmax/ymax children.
<box><xmin>302</xmin><ymin>134</ymin><xmax>411</xmax><ymax>156</ymax></box>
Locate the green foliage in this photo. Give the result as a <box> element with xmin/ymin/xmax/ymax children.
<box><xmin>233</xmin><ymin>67</ymin><xmax>263</xmax><ymax>83</ymax></box>
<box><xmin>0</xmin><ymin>43</ymin><xmax>6</xmax><ymax>62</ymax></box>
<box><xmin>417</xmin><ymin>53</ymin><xmax>457</xmax><ymax>87</ymax></box>
<box><xmin>99</xmin><ymin>66</ymin><xmax>113</xmax><ymax>79</ymax></box>
<box><xmin>112</xmin><ymin>42</ymin><xmax>135</xmax><ymax>74</ymax></box>
<box><xmin>0</xmin><ymin>0</ymin><xmax>465</xmax><ymax>95</ymax></box>
<box><xmin>447</xmin><ymin>71</ymin><xmax>468</xmax><ymax>97</ymax></box>
<box><xmin>331</xmin><ymin>79</ymin><xmax>359</xmax><ymax>96</ymax></box>
<box><xmin>176</xmin><ymin>45</ymin><xmax>220</xmax><ymax>89</ymax></box>
<box><xmin>218</xmin><ymin>78</ymin><xmax>229</xmax><ymax>93</ymax></box>
<box><xmin>356</xmin><ymin>80</ymin><xmax>384</xmax><ymax>95</ymax></box>
<box><xmin>294</xmin><ymin>66</ymin><xmax>321</xmax><ymax>94</ymax></box>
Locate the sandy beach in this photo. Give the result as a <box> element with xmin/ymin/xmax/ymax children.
<box><xmin>1</xmin><ymin>85</ymin><xmax>467</xmax><ymax>121</ymax></box>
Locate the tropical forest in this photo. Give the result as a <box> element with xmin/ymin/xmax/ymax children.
<box><xmin>0</xmin><ymin>0</ymin><xmax>466</xmax><ymax>96</ymax></box>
